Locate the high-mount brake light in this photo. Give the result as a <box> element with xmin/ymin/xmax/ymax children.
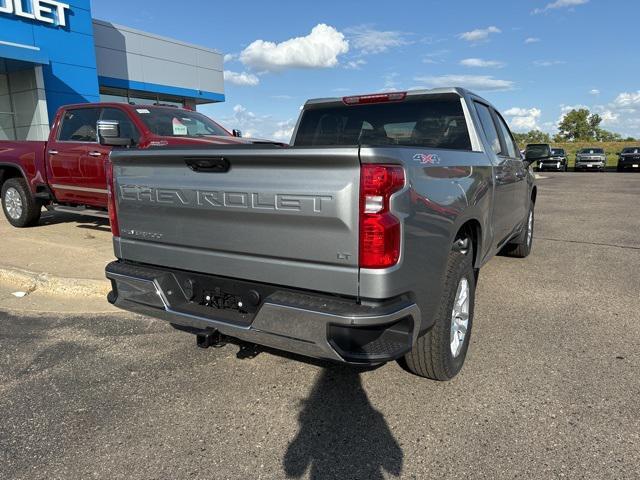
<box><xmin>343</xmin><ymin>92</ymin><xmax>407</xmax><ymax>105</ymax></box>
<box><xmin>105</xmin><ymin>159</ymin><xmax>120</xmax><ymax>238</ymax></box>
<box><xmin>359</xmin><ymin>164</ymin><xmax>405</xmax><ymax>269</ymax></box>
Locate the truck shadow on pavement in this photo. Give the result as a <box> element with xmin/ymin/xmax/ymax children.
<box><xmin>283</xmin><ymin>365</ymin><xmax>403</xmax><ymax>480</ymax></box>
<box><xmin>39</xmin><ymin>210</ymin><xmax>111</xmax><ymax>232</ymax></box>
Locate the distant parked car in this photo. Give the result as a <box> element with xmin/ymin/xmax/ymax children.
<box><xmin>616</xmin><ymin>147</ymin><xmax>640</xmax><ymax>172</ymax></box>
<box><xmin>526</xmin><ymin>143</ymin><xmax>550</xmax><ymax>171</ymax></box>
<box><xmin>575</xmin><ymin>148</ymin><xmax>606</xmax><ymax>172</ymax></box>
<box><xmin>538</xmin><ymin>148</ymin><xmax>568</xmax><ymax>172</ymax></box>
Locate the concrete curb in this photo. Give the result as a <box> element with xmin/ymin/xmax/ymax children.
<box><xmin>0</xmin><ymin>265</ymin><xmax>109</xmax><ymax>298</ymax></box>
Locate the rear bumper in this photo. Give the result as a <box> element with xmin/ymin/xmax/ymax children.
<box><xmin>106</xmin><ymin>261</ymin><xmax>421</xmax><ymax>365</ymax></box>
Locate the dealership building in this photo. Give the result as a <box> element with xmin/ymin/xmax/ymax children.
<box><xmin>0</xmin><ymin>0</ymin><xmax>225</xmax><ymax>140</ymax></box>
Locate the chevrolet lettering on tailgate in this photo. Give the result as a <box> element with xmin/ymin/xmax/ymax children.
<box><xmin>119</xmin><ymin>185</ymin><xmax>333</xmax><ymax>214</ymax></box>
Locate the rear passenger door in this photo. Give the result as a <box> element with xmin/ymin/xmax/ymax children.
<box><xmin>493</xmin><ymin>111</ymin><xmax>528</xmax><ymax>228</ymax></box>
<box><xmin>474</xmin><ymin>102</ymin><xmax>518</xmax><ymax>246</ymax></box>
<box><xmin>46</xmin><ymin>107</ymin><xmax>101</xmax><ymax>205</ymax></box>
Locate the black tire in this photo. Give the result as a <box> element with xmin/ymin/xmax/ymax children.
<box><xmin>404</xmin><ymin>241</ymin><xmax>475</xmax><ymax>380</ymax></box>
<box><xmin>503</xmin><ymin>203</ymin><xmax>534</xmax><ymax>258</ymax></box>
<box><xmin>617</xmin><ymin>165</ymin><xmax>623</xmax><ymax>172</ymax></box>
<box><xmin>1</xmin><ymin>177</ymin><xmax>41</xmax><ymax>227</ymax></box>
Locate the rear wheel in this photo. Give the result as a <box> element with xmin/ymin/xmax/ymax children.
<box><xmin>1</xmin><ymin>178</ymin><xmax>41</xmax><ymax>227</ymax></box>
<box><xmin>404</xmin><ymin>241</ymin><xmax>475</xmax><ymax>380</ymax></box>
<box><xmin>503</xmin><ymin>204</ymin><xmax>534</xmax><ymax>258</ymax></box>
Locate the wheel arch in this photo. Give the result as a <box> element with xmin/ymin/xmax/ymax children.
<box><xmin>0</xmin><ymin>163</ymin><xmax>29</xmax><ymax>191</ymax></box>
<box><xmin>455</xmin><ymin>218</ymin><xmax>482</xmax><ymax>270</ymax></box>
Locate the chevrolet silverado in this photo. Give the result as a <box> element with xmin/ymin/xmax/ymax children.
<box><xmin>104</xmin><ymin>88</ymin><xmax>542</xmax><ymax>380</ymax></box>
<box><xmin>617</xmin><ymin>147</ymin><xmax>640</xmax><ymax>172</ymax></box>
<box><xmin>575</xmin><ymin>147</ymin><xmax>606</xmax><ymax>172</ymax></box>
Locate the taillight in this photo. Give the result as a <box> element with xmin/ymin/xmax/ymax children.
<box><xmin>105</xmin><ymin>159</ymin><xmax>120</xmax><ymax>238</ymax></box>
<box><xmin>343</xmin><ymin>92</ymin><xmax>407</xmax><ymax>105</ymax></box>
<box><xmin>359</xmin><ymin>164</ymin><xmax>405</xmax><ymax>269</ymax></box>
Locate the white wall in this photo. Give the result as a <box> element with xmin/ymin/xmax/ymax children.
<box><xmin>0</xmin><ymin>66</ymin><xmax>50</xmax><ymax>141</ymax></box>
<box><xmin>93</xmin><ymin>20</ymin><xmax>224</xmax><ymax>99</ymax></box>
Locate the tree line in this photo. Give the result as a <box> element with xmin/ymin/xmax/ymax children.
<box><xmin>512</xmin><ymin>108</ymin><xmax>637</xmax><ymax>146</ymax></box>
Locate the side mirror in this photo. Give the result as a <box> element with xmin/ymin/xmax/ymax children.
<box><xmin>232</xmin><ymin>129</ymin><xmax>242</xmax><ymax>138</ymax></box>
<box><xmin>97</xmin><ymin>120</ymin><xmax>133</xmax><ymax>147</ymax></box>
<box><xmin>524</xmin><ymin>144</ymin><xmax>552</xmax><ymax>165</ymax></box>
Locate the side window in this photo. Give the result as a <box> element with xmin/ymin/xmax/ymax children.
<box><xmin>100</xmin><ymin>108</ymin><xmax>140</xmax><ymax>144</ymax></box>
<box><xmin>58</xmin><ymin>108</ymin><xmax>100</xmax><ymax>142</ymax></box>
<box><xmin>494</xmin><ymin>113</ymin><xmax>518</xmax><ymax>158</ymax></box>
<box><xmin>475</xmin><ymin>103</ymin><xmax>501</xmax><ymax>155</ymax></box>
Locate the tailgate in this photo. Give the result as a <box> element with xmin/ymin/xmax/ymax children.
<box><xmin>110</xmin><ymin>147</ymin><xmax>361</xmax><ymax>296</ymax></box>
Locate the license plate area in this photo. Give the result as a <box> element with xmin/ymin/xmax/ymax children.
<box><xmin>157</xmin><ymin>270</ymin><xmax>283</xmax><ymax>326</ymax></box>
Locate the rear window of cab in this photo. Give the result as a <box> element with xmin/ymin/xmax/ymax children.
<box><xmin>294</xmin><ymin>96</ymin><xmax>471</xmax><ymax>151</ymax></box>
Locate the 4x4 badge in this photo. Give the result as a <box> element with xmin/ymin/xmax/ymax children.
<box><xmin>413</xmin><ymin>153</ymin><xmax>441</xmax><ymax>165</ymax></box>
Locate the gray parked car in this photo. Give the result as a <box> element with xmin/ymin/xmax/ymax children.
<box><xmin>101</xmin><ymin>88</ymin><xmax>539</xmax><ymax>380</ymax></box>
<box><xmin>575</xmin><ymin>147</ymin><xmax>606</xmax><ymax>171</ymax></box>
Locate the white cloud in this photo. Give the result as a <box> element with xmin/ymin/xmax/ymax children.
<box><xmin>589</xmin><ymin>89</ymin><xmax>600</xmax><ymax>95</ymax></box>
<box><xmin>223</xmin><ymin>70</ymin><xmax>259</xmax><ymax>86</ymax></box>
<box><xmin>218</xmin><ymin>104</ymin><xmax>296</xmax><ymax>142</ymax></box>
<box><xmin>272</xmin><ymin>119</ymin><xmax>297</xmax><ymax>143</ymax></box>
<box><xmin>346</xmin><ymin>26</ymin><xmax>411</xmax><ymax>54</ymax></box>
<box><xmin>613</xmin><ymin>91</ymin><xmax>640</xmax><ymax>109</ymax></box>
<box><xmin>460</xmin><ymin>58</ymin><xmax>505</xmax><ymax>68</ymax></box>
<box><xmin>533</xmin><ymin>0</ymin><xmax>589</xmax><ymax>14</ymax></box>
<box><xmin>458</xmin><ymin>26</ymin><xmax>501</xmax><ymax>42</ymax></box>
<box><xmin>344</xmin><ymin>59</ymin><xmax>367</xmax><ymax>70</ymax></box>
<box><xmin>504</xmin><ymin>107</ymin><xmax>542</xmax><ymax>131</ymax></box>
<box><xmin>599</xmin><ymin>110</ymin><xmax>619</xmax><ymax>125</ymax></box>
<box><xmin>239</xmin><ymin>24</ymin><xmax>349</xmax><ymax>72</ymax></box>
<box><xmin>533</xmin><ymin>60</ymin><xmax>566</xmax><ymax>67</ymax></box>
<box><xmin>223</xmin><ymin>53</ymin><xmax>236</xmax><ymax>63</ymax></box>
<box><xmin>524</xmin><ymin>37</ymin><xmax>541</xmax><ymax>44</ymax></box>
<box><xmin>414</xmin><ymin>74</ymin><xmax>514</xmax><ymax>91</ymax></box>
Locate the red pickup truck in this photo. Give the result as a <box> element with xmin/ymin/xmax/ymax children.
<box><xmin>0</xmin><ymin>102</ymin><xmax>256</xmax><ymax>227</ymax></box>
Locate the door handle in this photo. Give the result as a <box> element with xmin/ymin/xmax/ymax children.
<box><xmin>185</xmin><ymin>157</ymin><xmax>230</xmax><ymax>173</ymax></box>
<box><xmin>88</xmin><ymin>151</ymin><xmax>102</xmax><ymax>157</ymax></box>
<box><xmin>48</xmin><ymin>150</ymin><xmax>58</xmax><ymax>155</ymax></box>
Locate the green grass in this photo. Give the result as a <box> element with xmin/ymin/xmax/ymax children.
<box><xmin>552</xmin><ymin>141</ymin><xmax>640</xmax><ymax>168</ymax></box>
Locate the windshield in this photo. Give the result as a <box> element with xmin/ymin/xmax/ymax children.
<box><xmin>134</xmin><ymin>107</ymin><xmax>229</xmax><ymax>138</ymax></box>
<box><xmin>551</xmin><ymin>149</ymin><xmax>565</xmax><ymax>156</ymax></box>
<box><xmin>294</xmin><ymin>96</ymin><xmax>471</xmax><ymax>150</ymax></box>
<box><xmin>579</xmin><ymin>148</ymin><xmax>604</xmax><ymax>154</ymax></box>
<box><xmin>622</xmin><ymin>148</ymin><xmax>640</xmax><ymax>154</ymax></box>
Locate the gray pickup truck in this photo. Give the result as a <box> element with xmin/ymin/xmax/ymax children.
<box><xmin>103</xmin><ymin>88</ymin><xmax>540</xmax><ymax>380</ymax></box>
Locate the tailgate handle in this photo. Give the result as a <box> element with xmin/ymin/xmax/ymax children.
<box><xmin>185</xmin><ymin>157</ymin><xmax>230</xmax><ymax>173</ymax></box>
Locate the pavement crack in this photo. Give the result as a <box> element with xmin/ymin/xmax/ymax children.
<box><xmin>536</xmin><ymin>236</ymin><xmax>640</xmax><ymax>251</ymax></box>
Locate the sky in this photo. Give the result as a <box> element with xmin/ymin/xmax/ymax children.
<box><xmin>91</xmin><ymin>0</ymin><xmax>640</xmax><ymax>142</ymax></box>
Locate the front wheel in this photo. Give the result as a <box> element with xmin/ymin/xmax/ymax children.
<box><xmin>403</xmin><ymin>241</ymin><xmax>475</xmax><ymax>380</ymax></box>
<box><xmin>1</xmin><ymin>178</ymin><xmax>41</xmax><ymax>227</ymax></box>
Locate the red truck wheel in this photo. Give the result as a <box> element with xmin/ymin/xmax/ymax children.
<box><xmin>1</xmin><ymin>178</ymin><xmax>41</xmax><ymax>228</ymax></box>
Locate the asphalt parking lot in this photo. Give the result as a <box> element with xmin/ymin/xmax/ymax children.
<box><xmin>1</xmin><ymin>172</ymin><xmax>639</xmax><ymax>480</ymax></box>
